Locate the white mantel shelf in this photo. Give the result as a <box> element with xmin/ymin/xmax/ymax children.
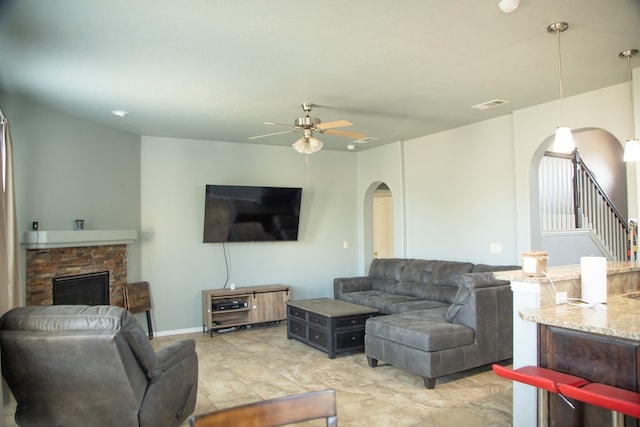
<box><xmin>21</xmin><ymin>230</ymin><xmax>138</xmax><ymax>249</ymax></box>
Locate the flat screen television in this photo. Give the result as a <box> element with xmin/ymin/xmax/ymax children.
<box><xmin>203</xmin><ymin>185</ymin><xmax>302</xmax><ymax>243</ymax></box>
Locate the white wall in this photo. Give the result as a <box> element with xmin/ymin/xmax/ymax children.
<box><xmin>402</xmin><ymin>115</ymin><xmax>518</xmax><ymax>265</ymax></box>
<box><xmin>3</xmin><ymin>94</ymin><xmax>142</xmax><ymax>283</ymax></box>
<box><xmin>140</xmin><ymin>137</ymin><xmax>360</xmax><ymax>331</ymax></box>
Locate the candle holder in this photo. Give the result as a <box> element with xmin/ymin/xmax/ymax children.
<box><xmin>521</xmin><ymin>251</ymin><xmax>548</xmax><ymax>277</ymax></box>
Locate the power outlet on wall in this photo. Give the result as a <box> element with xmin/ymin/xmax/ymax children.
<box><xmin>489</xmin><ymin>242</ymin><xmax>503</xmax><ymax>254</ymax></box>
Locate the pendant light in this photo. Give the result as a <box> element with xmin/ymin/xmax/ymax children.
<box><xmin>621</xmin><ymin>49</ymin><xmax>640</xmax><ymax>162</ymax></box>
<box><xmin>548</xmin><ymin>22</ymin><xmax>575</xmax><ymax>153</ymax></box>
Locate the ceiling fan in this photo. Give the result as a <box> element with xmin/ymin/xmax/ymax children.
<box><xmin>249</xmin><ymin>102</ymin><xmax>366</xmax><ymax>154</ymax></box>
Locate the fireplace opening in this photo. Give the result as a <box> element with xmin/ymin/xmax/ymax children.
<box><xmin>53</xmin><ymin>272</ymin><xmax>110</xmax><ymax>305</ymax></box>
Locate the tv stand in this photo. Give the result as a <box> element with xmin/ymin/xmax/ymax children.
<box><xmin>201</xmin><ymin>285</ymin><xmax>291</xmax><ymax>336</ymax></box>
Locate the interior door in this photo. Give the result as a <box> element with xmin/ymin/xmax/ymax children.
<box><xmin>372</xmin><ymin>185</ymin><xmax>393</xmax><ymax>258</ymax></box>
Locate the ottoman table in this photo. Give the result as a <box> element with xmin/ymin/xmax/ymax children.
<box><xmin>287</xmin><ymin>298</ymin><xmax>378</xmax><ymax>358</ymax></box>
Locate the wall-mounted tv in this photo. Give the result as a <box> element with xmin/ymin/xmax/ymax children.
<box><xmin>203</xmin><ymin>185</ymin><xmax>302</xmax><ymax>243</ymax></box>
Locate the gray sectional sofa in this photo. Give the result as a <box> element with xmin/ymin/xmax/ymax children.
<box><xmin>333</xmin><ymin>258</ymin><xmax>518</xmax><ymax>389</ymax></box>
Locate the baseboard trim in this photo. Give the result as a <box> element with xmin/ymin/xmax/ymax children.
<box><xmin>154</xmin><ymin>326</ymin><xmax>202</xmax><ymax>337</ymax></box>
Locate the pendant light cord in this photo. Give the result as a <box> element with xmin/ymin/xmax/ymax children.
<box><xmin>556</xmin><ymin>28</ymin><xmax>566</xmax><ymax>126</ymax></box>
<box><xmin>627</xmin><ymin>53</ymin><xmax>636</xmax><ymax>139</ymax></box>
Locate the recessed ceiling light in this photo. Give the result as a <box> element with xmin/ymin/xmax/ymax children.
<box><xmin>111</xmin><ymin>110</ymin><xmax>130</xmax><ymax>118</ymax></box>
<box><xmin>347</xmin><ymin>144</ymin><xmax>356</xmax><ymax>150</ymax></box>
<box><xmin>498</xmin><ymin>0</ymin><xmax>520</xmax><ymax>13</ymax></box>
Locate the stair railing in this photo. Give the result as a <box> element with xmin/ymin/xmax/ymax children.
<box><xmin>541</xmin><ymin>150</ymin><xmax>629</xmax><ymax>261</ymax></box>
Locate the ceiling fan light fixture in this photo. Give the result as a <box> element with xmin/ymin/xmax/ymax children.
<box><xmin>292</xmin><ymin>138</ymin><xmax>307</xmax><ymax>154</ymax></box>
<box><xmin>308</xmin><ymin>137</ymin><xmax>323</xmax><ymax>152</ymax></box>
<box><xmin>253</xmin><ymin>102</ymin><xmax>363</xmax><ymax>155</ymax></box>
<box><xmin>292</xmin><ymin>136</ymin><xmax>323</xmax><ymax>154</ymax></box>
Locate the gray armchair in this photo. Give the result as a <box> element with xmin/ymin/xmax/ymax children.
<box><xmin>0</xmin><ymin>305</ymin><xmax>198</xmax><ymax>427</ymax></box>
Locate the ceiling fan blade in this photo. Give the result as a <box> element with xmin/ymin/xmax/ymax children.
<box><xmin>249</xmin><ymin>130</ymin><xmax>297</xmax><ymax>140</ymax></box>
<box><xmin>315</xmin><ymin>120</ymin><xmax>353</xmax><ymax>130</ymax></box>
<box><xmin>264</xmin><ymin>121</ymin><xmax>294</xmax><ymax>127</ymax></box>
<box><xmin>322</xmin><ymin>129</ymin><xmax>367</xmax><ymax>139</ymax></box>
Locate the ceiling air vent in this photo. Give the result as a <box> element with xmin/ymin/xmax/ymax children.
<box><xmin>354</xmin><ymin>137</ymin><xmax>378</xmax><ymax>144</ymax></box>
<box><xmin>472</xmin><ymin>99</ymin><xmax>510</xmax><ymax>110</ymax></box>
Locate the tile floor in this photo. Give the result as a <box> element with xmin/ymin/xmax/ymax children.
<box><xmin>3</xmin><ymin>323</ymin><xmax>513</xmax><ymax>426</ymax></box>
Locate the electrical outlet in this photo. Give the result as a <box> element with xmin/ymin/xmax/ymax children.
<box><xmin>556</xmin><ymin>291</ymin><xmax>567</xmax><ymax>304</ymax></box>
<box><xmin>490</xmin><ymin>242</ymin><xmax>503</xmax><ymax>254</ymax></box>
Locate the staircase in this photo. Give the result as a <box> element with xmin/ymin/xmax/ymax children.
<box><xmin>539</xmin><ymin>150</ymin><xmax>631</xmax><ymax>261</ymax></box>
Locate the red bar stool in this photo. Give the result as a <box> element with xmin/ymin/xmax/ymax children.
<box><xmin>557</xmin><ymin>382</ymin><xmax>640</xmax><ymax>426</ymax></box>
<box><xmin>492</xmin><ymin>364</ymin><xmax>589</xmax><ymax>427</ymax></box>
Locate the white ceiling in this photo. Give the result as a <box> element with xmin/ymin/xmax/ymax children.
<box><xmin>1</xmin><ymin>0</ymin><xmax>639</xmax><ymax>152</ymax></box>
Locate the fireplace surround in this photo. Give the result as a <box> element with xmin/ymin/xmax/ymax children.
<box><xmin>26</xmin><ymin>245</ymin><xmax>128</xmax><ymax>307</ymax></box>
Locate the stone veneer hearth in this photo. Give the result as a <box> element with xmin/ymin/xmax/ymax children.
<box><xmin>26</xmin><ymin>244</ymin><xmax>128</xmax><ymax>307</ymax></box>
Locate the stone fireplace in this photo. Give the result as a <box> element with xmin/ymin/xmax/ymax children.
<box><xmin>26</xmin><ymin>245</ymin><xmax>128</xmax><ymax>307</ymax></box>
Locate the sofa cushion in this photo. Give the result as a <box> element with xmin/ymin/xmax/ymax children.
<box><xmin>419</xmin><ymin>284</ymin><xmax>459</xmax><ymax>304</ymax></box>
<box><xmin>339</xmin><ymin>291</ymin><xmax>416</xmax><ymax>314</ymax></box>
<box><xmin>429</xmin><ymin>261</ymin><xmax>474</xmax><ymax>285</ymax></box>
<box><xmin>388</xmin><ymin>299</ymin><xmax>449</xmax><ymax>314</ymax></box>
<box><xmin>395</xmin><ymin>281</ymin><xmax>426</xmax><ymax>298</ymax></box>
<box><xmin>365</xmin><ymin>309</ymin><xmax>474</xmax><ymax>352</ymax></box>
<box><xmin>371</xmin><ymin>278</ymin><xmax>398</xmax><ymax>293</ymax></box>
<box><xmin>368</xmin><ymin>258</ymin><xmax>409</xmax><ymax>281</ymax></box>
<box><xmin>401</xmin><ymin>259</ymin><xmax>437</xmax><ymax>283</ymax></box>
<box><xmin>445</xmin><ymin>283</ymin><xmax>472</xmax><ymax>322</ymax></box>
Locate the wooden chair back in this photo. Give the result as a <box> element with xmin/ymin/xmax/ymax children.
<box><xmin>124</xmin><ymin>281</ymin><xmax>152</xmax><ymax>313</ymax></box>
<box><xmin>124</xmin><ymin>281</ymin><xmax>154</xmax><ymax>339</ymax></box>
<box><xmin>188</xmin><ymin>389</ymin><xmax>337</xmax><ymax>427</ymax></box>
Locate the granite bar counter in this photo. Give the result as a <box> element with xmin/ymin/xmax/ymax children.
<box><xmin>520</xmin><ymin>291</ymin><xmax>640</xmax><ymax>426</ymax></box>
<box><xmin>494</xmin><ymin>261</ymin><xmax>640</xmax><ymax>307</ymax></box>
<box><xmin>520</xmin><ymin>291</ymin><xmax>640</xmax><ymax>340</ymax></box>
<box><xmin>494</xmin><ymin>261</ymin><xmax>640</xmax><ymax>427</ymax></box>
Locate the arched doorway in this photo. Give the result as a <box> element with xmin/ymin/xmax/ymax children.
<box><xmin>532</xmin><ymin>128</ymin><xmax>628</xmax><ymax>265</ymax></box>
<box><xmin>372</xmin><ymin>183</ymin><xmax>393</xmax><ymax>259</ymax></box>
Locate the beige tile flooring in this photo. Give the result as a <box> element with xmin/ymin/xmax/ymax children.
<box><xmin>4</xmin><ymin>323</ymin><xmax>513</xmax><ymax>426</ymax></box>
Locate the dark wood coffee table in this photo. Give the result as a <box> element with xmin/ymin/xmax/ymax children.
<box><xmin>287</xmin><ymin>298</ymin><xmax>378</xmax><ymax>358</ymax></box>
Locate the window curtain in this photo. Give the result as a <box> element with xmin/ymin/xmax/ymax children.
<box><xmin>0</xmin><ymin>110</ymin><xmax>23</xmax><ymax>315</ymax></box>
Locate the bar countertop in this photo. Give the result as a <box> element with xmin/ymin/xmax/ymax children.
<box><xmin>519</xmin><ymin>292</ymin><xmax>640</xmax><ymax>341</ymax></box>
<box><xmin>494</xmin><ymin>261</ymin><xmax>640</xmax><ymax>283</ymax></box>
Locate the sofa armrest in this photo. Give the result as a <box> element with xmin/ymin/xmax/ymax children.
<box><xmin>334</xmin><ymin>277</ymin><xmax>372</xmax><ymax>299</ymax></box>
<box><xmin>463</xmin><ymin>272</ymin><xmax>510</xmax><ymax>289</ymax></box>
<box><xmin>155</xmin><ymin>339</ymin><xmax>196</xmax><ymax>373</ymax></box>
<box><xmin>142</xmin><ymin>339</ymin><xmax>198</xmax><ymax>425</ymax></box>
<box><xmin>446</xmin><ymin>272</ymin><xmax>513</xmax><ymax>364</ymax></box>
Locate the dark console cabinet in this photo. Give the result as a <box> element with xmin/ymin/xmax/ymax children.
<box><xmin>287</xmin><ymin>299</ymin><xmax>377</xmax><ymax>359</ymax></box>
